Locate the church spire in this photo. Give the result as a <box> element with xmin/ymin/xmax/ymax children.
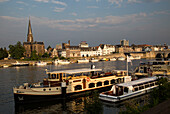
<box><xmin>27</xmin><ymin>17</ymin><xmax>33</xmax><ymax>42</ymax></box>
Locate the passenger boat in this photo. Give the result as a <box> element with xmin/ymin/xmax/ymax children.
<box><xmin>117</xmin><ymin>57</ymin><xmax>125</xmax><ymax>61</ymax></box>
<box><xmin>13</xmin><ymin>68</ymin><xmax>130</xmax><ymax>103</ymax></box>
<box><xmin>133</xmin><ymin>60</ymin><xmax>170</xmax><ymax>78</ymax></box>
<box><xmin>90</xmin><ymin>58</ymin><xmax>99</xmax><ymax>62</ymax></box>
<box><xmin>11</xmin><ymin>61</ymin><xmax>29</xmax><ymax>66</ymax></box>
<box><xmin>99</xmin><ymin>76</ymin><xmax>158</xmax><ymax>102</ymax></box>
<box><xmin>129</xmin><ymin>56</ymin><xmax>134</xmax><ymax>60</ymax></box>
<box><xmin>77</xmin><ymin>59</ymin><xmax>89</xmax><ymax>63</ymax></box>
<box><xmin>36</xmin><ymin>61</ymin><xmax>47</xmax><ymax>66</ymax></box>
<box><xmin>110</xmin><ymin>58</ymin><xmax>117</xmax><ymax>61</ymax></box>
<box><xmin>54</xmin><ymin>59</ymin><xmax>70</xmax><ymax>65</ymax></box>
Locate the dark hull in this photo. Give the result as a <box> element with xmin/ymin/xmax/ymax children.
<box><xmin>12</xmin><ymin>64</ymin><xmax>29</xmax><ymax>66</ymax></box>
<box><xmin>14</xmin><ymin>85</ymin><xmax>112</xmax><ymax>104</ymax></box>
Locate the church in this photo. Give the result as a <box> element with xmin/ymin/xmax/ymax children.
<box><xmin>23</xmin><ymin>18</ymin><xmax>45</xmax><ymax>57</ymax></box>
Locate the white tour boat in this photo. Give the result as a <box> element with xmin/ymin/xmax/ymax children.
<box><xmin>77</xmin><ymin>59</ymin><xmax>89</xmax><ymax>63</ymax></box>
<box><xmin>11</xmin><ymin>61</ymin><xmax>29</xmax><ymax>66</ymax></box>
<box><xmin>99</xmin><ymin>76</ymin><xmax>158</xmax><ymax>102</ymax></box>
<box><xmin>110</xmin><ymin>58</ymin><xmax>117</xmax><ymax>61</ymax></box>
<box><xmin>13</xmin><ymin>68</ymin><xmax>130</xmax><ymax>103</ymax></box>
<box><xmin>117</xmin><ymin>57</ymin><xmax>125</xmax><ymax>61</ymax></box>
<box><xmin>54</xmin><ymin>59</ymin><xmax>70</xmax><ymax>65</ymax></box>
<box><xmin>90</xmin><ymin>58</ymin><xmax>99</xmax><ymax>62</ymax></box>
<box><xmin>133</xmin><ymin>56</ymin><xmax>141</xmax><ymax>60</ymax></box>
<box><xmin>36</xmin><ymin>61</ymin><xmax>47</xmax><ymax>66</ymax></box>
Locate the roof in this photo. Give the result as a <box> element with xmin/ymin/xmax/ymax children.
<box><xmin>48</xmin><ymin>68</ymin><xmax>102</xmax><ymax>74</ymax></box>
<box><xmin>117</xmin><ymin>76</ymin><xmax>157</xmax><ymax>87</ymax></box>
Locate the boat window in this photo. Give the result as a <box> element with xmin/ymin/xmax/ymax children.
<box><xmin>150</xmin><ymin>83</ymin><xmax>154</xmax><ymax>86</ymax></box>
<box><xmin>145</xmin><ymin>84</ymin><xmax>149</xmax><ymax>88</ymax></box>
<box><xmin>73</xmin><ymin>80</ymin><xmax>81</xmax><ymax>83</ymax></box>
<box><xmin>75</xmin><ymin>73</ymin><xmax>81</xmax><ymax>77</ymax></box>
<box><xmin>57</xmin><ymin>74</ymin><xmax>59</xmax><ymax>79</ymax></box>
<box><xmin>139</xmin><ymin>86</ymin><xmax>144</xmax><ymax>90</ymax></box>
<box><xmin>111</xmin><ymin>79</ymin><xmax>115</xmax><ymax>84</ymax></box>
<box><xmin>97</xmin><ymin>82</ymin><xmax>102</xmax><ymax>87</ymax></box>
<box><xmin>56</xmin><ymin>88</ymin><xmax>58</xmax><ymax>90</ymax></box>
<box><xmin>89</xmin><ymin>83</ymin><xmax>95</xmax><ymax>88</ymax></box>
<box><xmin>124</xmin><ymin>87</ymin><xmax>128</xmax><ymax>93</ymax></box>
<box><xmin>75</xmin><ymin>85</ymin><xmax>82</xmax><ymax>91</ymax></box>
<box><xmin>104</xmin><ymin>80</ymin><xmax>109</xmax><ymax>85</ymax></box>
<box><xmin>43</xmin><ymin>89</ymin><xmax>46</xmax><ymax>91</ymax></box>
<box><xmin>48</xmin><ymin>73</ymin><xmax>51</xmax><ymax>79</ymax></box>
<box><xmin>49</xmin><ymin>88</ymin><xmax>51</xmax><ymax>91</ymax></box>
<box><xmin>52</xmin><ymin>74</ymin><xmax>56</xmax><ymax>79</ymax></box>
<box><xmin>134</xmin><ymin>87</ymin><xmax>138</xmax><ymax>91</ymax></box>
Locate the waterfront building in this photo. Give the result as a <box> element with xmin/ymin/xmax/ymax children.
<box><xmin>120</xmin><ymin>39</ymin><xmax>129</xmax><ymax>46</ymax></box>
<box><xmin>66</xmin><ymin>46</ymin><xmax>81</xmax><ymax>57</ymax></box>
<box><xmin>23</xmin><ymin>18</ymin><xmax>45</xmax><ymax>57</ymax></box>
<box><xmin>79</xmin><ymin>41</ymin><xmax>89</xmax><ymax>48</ymax></box>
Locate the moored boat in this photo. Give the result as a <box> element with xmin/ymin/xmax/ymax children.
<box><xmin>110</xmin><ymin>58</ymin><xmax>117</xmax><ymax>61</ymax></box>
<box><xmin>36</xmin><ymin>61</ymin><xmax>47</xmax><ymax>66</ymax></box>
<box><xmin>11</xmin><ymin>61</ymin><xmax>29</xmax><ymax>66</ymax></box>
<box><xmin>133</xmin><ymin>60</ymin><xmax>170</xmax><ymax>78</ymax></box>
<box><xmin>118</xmin><ymin>57</ymin><xmax>125</xmax><ymax>61</ymax></box>
<box><xmin>13</xmin><ymin>68</ymin><xmax>130</xmax><ymax>103</ymax></box>
<box><xmin>77</xmin><ymin>59</ymin><xmax>89</xmax><ymax>63</ymax></box>
<box><xmin>90</xmin><ymin>58</ymin><xmax>99</xmax><ymax>62</ymax></box>
<box><xmin>99</xmin><ymin>76</ymin><xmax>158</xmax><ymax>102</ymax></box>
<box><xmin>54</xmin><ymin>59</ymin><xmax>70</xmax><ymax>65</ymax></box>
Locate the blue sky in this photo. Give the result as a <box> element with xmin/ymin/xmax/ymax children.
<box><xmin>0</xmin><ymin>0</ymin><xmax>170</xmax><ymax>48</ymax></box>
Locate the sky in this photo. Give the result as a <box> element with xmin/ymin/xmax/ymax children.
<box><xmin>0</xmin><ymin>0</ymin><xmax>170</xmax><ymax>48</ymax></box>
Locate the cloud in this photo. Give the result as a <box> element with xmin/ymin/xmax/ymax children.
<box><xmin>70</xmin><ymin>12</ymin><xmax>77</xmax><ymax>16</ymax></box>
<box><xmin>87</xmin><ymin>6</ymin><xmax>99</xmax><ymax>8</ymax></box>
<box><xmin>51</xmin><ymin>0</ymin><xmax>67</xmax><ymax>6</ymax></box>
<box><xmin>75</xmin><ymin>0</ymin><xmax>80</xmax><ymax>2</ymax></box>
<box><xmin>34</xmin><ymin>0</ymin><xmax>49</xmax><ymax>3</ymax></box>
<box><xmin>53</xmin><ymin>7</ymin><xmax>65</xmax><ymax>12</ymax></box>
<box><xmin>16</xmin><ymin>1</ymin><xmax>28</xmax><ymax>6</ymax></box>
<box><xmin>0</xmin><ymin>0</ymin><xmax>9</xmax><ymax>2</ymax></box>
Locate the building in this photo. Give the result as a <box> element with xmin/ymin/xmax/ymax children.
<box><xmin>23</xmin><ymin>18</ymin><xmax>45</xmax><ymax>57</ymax></box>
<box><xmin>120</xmin><ymin>39</ymin><xmax>129</xmax><ymax>46</ymax></box>
<box><xmin>79</xmin><ymin>41</ymin><xmax>89</xmax><ymax>48</ymax></box>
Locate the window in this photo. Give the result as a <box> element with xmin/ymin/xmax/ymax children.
<box><xmin>104</xmin><ymin>81</ymin><xmax>109</xmax><ymax>85</ymax></box>
<box><xmin>97</xmin><ymin>82</ymin><xmax>102</xmax><ymax>87</ymax></box>
<box><xmin>49</xmin><ymin>88</ymin><xmax>51</xmax><ymax>91</ymax></box>
<box><xmin>75</xmin><ymin>85</ymin><xmax>82</xmax><ymax>91</ymax></box>
<box><xmin>124</xmin><ymin>87</ymin><xmax>128</xmax><ymax>93</ymax></box>
<box><xmin>52</xmin><ymin>74</ymin><xmax>56</xmax><ymax>79</ymax></box>
<box><xmin>43</xmin><ymin>89</ymin><xmax>46</xmax><ymax>91</ymax></box>
<box><xmin>89</xmin><ymin>83</ymin><xmax>95</xmax><ymax>88</ymax></box>
<box><xmin>134</xmin><ymin>87</ymin><xmax>138</xmax><ymax>91</ymax></box>
<box><xmin>111</xmin><ymin>79</ymin><xmax>115</xmax><ymax>84</ymax></box>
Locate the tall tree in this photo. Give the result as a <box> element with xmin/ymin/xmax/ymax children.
<box><xmin>9</xmin><ymin>41</ymin><xmax>25</xmax><ymax>59</ymax></box>
<box><xmin>31</xmin><ymin>50</ymin><xmax>39</xmax><ymax>60</ymax></box>
<box><xmin>0</xmin><ymin>48</ymin><xmax>8</xmax><ymax>60</ymax></box>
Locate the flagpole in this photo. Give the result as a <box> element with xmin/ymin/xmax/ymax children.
<box><xmin>127</xmin><ymin>55</ymin><xmax>128</xmax><ymax>76</ymax></box>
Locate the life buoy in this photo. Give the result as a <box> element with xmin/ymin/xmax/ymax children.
<box><xmin>87</xmin><ymin>77</ymin><xmax>90</xmax><ymax>82</ymax></box>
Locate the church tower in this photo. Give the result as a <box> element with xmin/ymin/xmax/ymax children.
<box><xmin>27</xmin><ymin>18</ymin><xmax>33</xmax><ymax>43</ymax></box>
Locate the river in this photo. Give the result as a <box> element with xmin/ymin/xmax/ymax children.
<box><xmin>0</xmin><ymin>59</ymin><xmax>149</xmax><ymax>113</ymax></box>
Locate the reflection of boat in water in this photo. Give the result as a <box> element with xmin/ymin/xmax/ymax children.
<box><xmin>99</xmin><ymin>76</ymin><xmax>158</xmax><ymax>102</ymax></box>
<box><xmin>133</xmin><ymin>60</ymin><xmax>170</xmax><ymax>78</ymax></box>
<box><xmin>13</xmin><ymin>67</ymin><xmax>130</xmax><ymax>103</ymax></box>
<box><xmin>11</xmin><ymin>61</ymin><xmax>29</xmax><ymax>66</ymax></box>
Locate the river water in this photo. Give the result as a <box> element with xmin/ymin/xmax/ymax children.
<box><xmin>0</xmin><ymin>59</ymin><xmax>149</xmax><ymax>114</ymax></box>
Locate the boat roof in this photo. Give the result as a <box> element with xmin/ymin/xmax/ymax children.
<box><xmin>117</xmin><ymin>76</ymin><xmax>157</xmax><ymax>87</ymax></box>
<box><xmin>48</xmin><ymin>68</ymin><xmax>102</xmax><ymax>74</ymax></box>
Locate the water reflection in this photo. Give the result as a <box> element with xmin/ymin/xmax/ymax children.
<box><xmin>0</xmin><ymin>59</ymin><xmax>151</xmax><ymax>114</ymax></box>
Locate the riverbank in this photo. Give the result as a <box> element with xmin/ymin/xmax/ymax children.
<box><xmin>142</xmin><ymin>99</ymin><xmax>170</xmax><ymax>114</ymax></box>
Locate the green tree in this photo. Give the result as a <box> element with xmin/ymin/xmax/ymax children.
<box><xmin>42</xmin><ymin>52</ymin><xmax>49</xmax><ymax>58</ymax></box>
<box><xmin>9</xmin><ymin>41</ymin><xmax>25</xmax><ymax>59</ymax></box>
<box><xmin>0</xmin><ymin>48</ymin><xmax>8</xmax><ymax>60</ymax></box>
<box><xmin>30</xmin><ymin>50</ymin><xmax>39</xmax><ymax>60</ymax></box>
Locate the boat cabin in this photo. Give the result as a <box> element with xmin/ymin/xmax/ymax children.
<box><xmin>106</xmin><ymin>77</ymin><xmax>158</xmax><ymax>96</ymax></box>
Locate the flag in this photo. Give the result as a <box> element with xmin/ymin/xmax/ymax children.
<box><xmin>127</xmin><ymin>56</ymin><xmax>131</xmax><ymax>62</ymax></box>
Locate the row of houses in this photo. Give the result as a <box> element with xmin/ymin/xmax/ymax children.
<box><xmin>46</xmin><ymin>40</ymin><xmax>168</xmax><ymax>58</ymax></box>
